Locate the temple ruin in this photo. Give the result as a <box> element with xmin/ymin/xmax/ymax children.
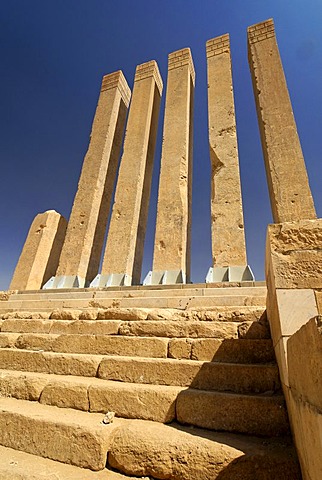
<box><xmin>0</xmin><ymin>18</ymin><xmax>321</xmax><ymax>480</ymax></box>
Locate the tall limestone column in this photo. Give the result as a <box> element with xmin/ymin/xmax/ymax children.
<box><xmin>205</xmin><ymin>35</ymin><xmax>253</xmax><ymax>283</ymax></box>
<box><xmin>10</xmin><ymin>210</ymin><xmax>67</xmax><ymax>291</ymax></box>
<box><xmin>248</xmin><ymin>19</ymin><xmax>316</xmax><ymax>223</ymax></box>
<box><xmin>93</xmin><ymin>60</ymin><xmax>163</xmax><ymax>287</ymax></box>
<box><xmin>48</xmin><ymin>71</ymin><xmax>131</xmax><ymax>289</ymax></box>
<box><xmin>144</xmin><ymin>48</ymin><xmax>195</xmax><ymax>285</ymax></box>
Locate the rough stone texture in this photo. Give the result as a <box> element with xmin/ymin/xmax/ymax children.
<box><xmin>50</xmin><ymin>309</ymin><xmax>82</xmax><ymax>320</ymax></box>
<box><xmin>206</xmin><ymin>35</ymin><xmax>247</xmax><ymax>267</ymax></box>
<box><xmin>248</xmin><ymin>19</ymin><xmax>316</xmax><ymax>223</ymax></box>
<box><xmin>152</xmin><ymin>48</ymin><xmax>195</xmax><ymax>281</ymax></box>
<box><xmin>190</xmin><ymin>338</ymin><xmax>275</xmax><ymax>363</ymax></box>
<box><xmin>108</xmin><ymin>420</ymin><xmax>300</xmax><ymax>480</ymax></box>
<box><xmin>10</xmin><ymin>211</ymin><xmax>67</xmax><ymax>291</ymax></box>
<box><xmin>101</xmin><ymin>61</ymin><xmax>162</xmax><ymax>284</ymax></box>
<box><xmin>55</xmin><ymin>71</ymin><xmax>131</xmax><ymax>286</ymax></box>
<box><xmin>177</xmin><ymin>390</ymin><xmax>289</xmax><ymax>436</ymax></box>
<box><xmin>0</xmin><ymin>398</ymin><xmax>118</xmax><ymax>470</ymax></box>
<box><xmin>118</xmin><ymin>320</ymin><xmax>238</xmax><ymax>338</ymax></box>
<box><xmin>286</xmin><ymin>317</ymin><xmax>322</xmax><ymax>480</ymax></box>
<box><xmin>49</xmin><ymin>320</ymin><xmax>121</xmax><ymax>335</ymax></box>
<box><xmin>40</xmin><ymin>377</ymin><xmax>91</xmax><ymax>411</ymax></box>
<box><xmin>237</xmin><ymin>319</ymin><xmax>271</xmax><ymax>339</ymax></box>
<box><xmin>0</xmin><ymin>446</ymin><xmax>146</xmax><ymax>479</ymax></box>
<box><xmin>89</xmin><ymin>382</ymin><xmax>182</xmax><ymax>423</ymax></box>
<box><xmin>0</xmin><ymin>349</ymin><xmax>102</xmax><ymax>377</ymax></box>
<box><xmin>98</xmin><ymin>356</ymin><xmax>279</xmax><ymax>393</ymax></box>
<box><xmin>266</xmin><ymin>220</ymin><xmax>322</xmax><ymax>289</ymax></box>
<box><xmin>1</xmin><ymin>319</ymin><xmax>53</xmax><ymax>334</ymax></box>
<box><xmin>0</xmin><ymin>370</ymin><xmax>47</xmax><ymax>401</ymax></box>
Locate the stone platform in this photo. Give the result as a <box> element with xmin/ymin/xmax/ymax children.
<box><xmin>0</xmin><ymin>283</ymin><xmax>301</xmax><ymax>478</ymax></box>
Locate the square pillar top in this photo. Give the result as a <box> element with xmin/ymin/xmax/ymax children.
<box><xmin>168</xmin><ymin>48</ymin><xmax>195</xmax><ymax>85</ymax></box>
<box><xmin>206</xmin><ymin>34</ymin><xmax>230</xmax><ymax>58</ymax></box>
<box><xmin>248</xmin><ymin>18</ymin><xmax>275</xmax><ymax>45</ymax></box>
<box><xmin>134</xmin><ymin>60</ymin><xmax>163</xmax><ymax>95</ymax></box>
<box><xmin>101</xmin><ymin>70</ymin><xmax>131</xmax><ymax>107</ymax></box>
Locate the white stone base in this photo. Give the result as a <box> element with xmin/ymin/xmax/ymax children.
<box><xmin>42</xmin><ymin>275</ymin><xmax>85</xmax><ymax>289</ymax></box>
<box><xmin>205</xmin><ymin>266</ymin><xmax>254</xmax><ymax>283</ymax></box>
<box><xmin>89</xmin><ymin>273</ymin><xmax>132</xmax><ymax>288</ymax></box>
<box><xmin>143</xmin><ymin>270</ymin><xmax>186</xmax><ymax>285</ymax></box>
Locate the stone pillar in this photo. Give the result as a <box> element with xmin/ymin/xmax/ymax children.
<box><xmin>94</xmin><ymin>61</ymin><xmax>163</xmax><ymax>287</ymax></box>
<box><xmin>248</xmin><ymin>19</ymin><xmax>316</xmax><ymax>223</ymax></box>
<box><xmin>144</xmin><ymin>48</ymin><xmax>195</xmax><ymax>286</ymax></box>
<box><xmin>10</xmin><ymin>210</ymin><xmax>67</xmax><ymax>291</ymax></box>
<box><xmin>205</xmin><ymin>35</ymin><xmax>253</xmax><ymax>283</ymax></box>
<box><xmin>50</xmin><ymin>71</ymin><xmax>131</xmax><ymax>289</ymax></box>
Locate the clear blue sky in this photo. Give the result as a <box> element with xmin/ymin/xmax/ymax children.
<box><xmin>1</xmin><ymin>0</ymin><xmax>322</xmax><ymax>290</ymax></box>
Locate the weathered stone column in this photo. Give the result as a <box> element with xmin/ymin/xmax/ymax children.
<box><xmin>144</xmin><ymin>48</ymin><xmax>195</xmax><ymax>285</ymax></box>
<box><xmin>94</xmin><ymin>61</ymin><xmax>163</xmax><ymax>287</ymax></box>
<box><xmin>49</xmin><ymin>71</ymin><xmax>130</xmax><ymax>288</ymax></box>
<box><xmin>205</xmin><ymin>35</ymin><xmax>252</xmax><ymax>283</ymax></box>
<box><xmin>248</xmin><ymin>19</ymin><xmax>316</xmax><ymax>223</ymax></box>
<box><xmin>10</xmin><ymin>210</ymin><xmax>67</xmax><ymax>290</ymax></box>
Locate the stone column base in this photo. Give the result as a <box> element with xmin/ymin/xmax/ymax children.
<box><xmin>89</xmin><ymin>273</ymin><xmax>132</xmax><ymax>288</ymax></box>
<box><xmin>42</xmin><ymin>275</ymin><xmax>85</xmax><ymax>289</ymax></box>
<box><xmin>206</xmin><ymin>266</ymin><xmax>254</xmax><ymax>283</ymax></box>
<box><xmin>143</xmin><ymin>270</ymin><xmax>186</xmax><ymax>286</ymax></box>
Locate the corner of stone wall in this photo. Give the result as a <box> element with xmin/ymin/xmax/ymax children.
<box><xmin>265</xmin><ymin>219</ymin><xmax>322</xmax><ymax>480</ymax></box>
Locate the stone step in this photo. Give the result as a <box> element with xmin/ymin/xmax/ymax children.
<box><xmin>97</xmin><ymin>355</ymin><xmax>280</xmax><ymax>392</ymax></box>
<box><xmin>8</xmin><ymin>285</ymin><xmax>267</xmax><ymax>301</ymax></box>
<box><xmin>0</xmin><ymin>330</ymin><xmax>275</xmax><ymax>363</ymax></box>
<box><xmin>107</xmin><ymin>420</ymin><xmax>300</xmax><ymax>479</ymax></box>
<box><xmin>0</xmin><ymin>333</ymin><xmax>169</xmax><ymax>358</ymax></box>
<box><xmin>1</xmin><ymin>305</ymin><xmax>267</xmax><ymax>323</ymax></box>
<box><xmin>0</xmin><ymin>293</ymin><xmax>266</xmax><ymax>313</ymax></box>
<box><xmin>0</xmin><ymin>445</ymin><xmax>142</xmax><ymax>479</ymax></box>
<box><xmin>0</xmin><ymin>370</ymin><xmax>183</xmax><ymax>423</ymax></box>
<box><xmin>0</xmin><ymin>397</ymin><xmax>121</xmax><ymax>470</ymax></box>
<box><xmin>0</xmin><ymin>350</ymin><xmax>279</xmax><ymax>393</ymax></box>
<box><xmin>0</xmin><ymin>401</ymin><xmax>299</xmax><ymax>479</ymax></box>
<box><xmin>0</xmin><ymin>316</ymin><xmax>271</xmax><ymax>339</ymax></box>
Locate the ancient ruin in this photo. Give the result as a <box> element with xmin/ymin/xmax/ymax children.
<box><xmin>0</xmin><ymin>18</ymin><xmax>321</xmax><ymax>480</ymax></box>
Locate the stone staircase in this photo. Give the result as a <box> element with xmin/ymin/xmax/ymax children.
<box><xmin>0</xmin><ymin>284</ymin><xmax>301</xmax><ymax>479</ymax></box>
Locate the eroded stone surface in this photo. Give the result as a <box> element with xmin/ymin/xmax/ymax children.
<box><xmin>152</xmin><ymin>48</ymin><xmax>195</xmax><ymax>281</ymax></box>
<box><xmin>206</xmin><ymin>35</ymin><xmax>247</xmax><ymax>267</ymax></box>
<box><xmin>248</xmin><ymin>19</ymin><xmax>316</xmax><ymax>223</ymax></box>
<box><xmin>10</xmin><ymin>211</ymin><xmax>67</xmax><ymax>291</ymax></box>
<box><xmin>55</xmin><ymin>72</ymin><xmax>130</xmax><ymax>285</ymax></box>
<box><xmin>266</xmin><ymin>220</ymin><xmax>322</xmax><ymax>289</ymax></box>
<box><xmin>101</xmin><ymin>61</ymin><xmax>162</xmax><ymax>284</ymax></box>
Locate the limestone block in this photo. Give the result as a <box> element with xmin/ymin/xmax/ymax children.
<box><xmin>55</xmin><ymin>71</ymin><xmax>131</xmax><ymax>286</ymax></box>
<box><xmin>50</xmin><ymin>309</ymin><xmax>82</xmax><ymax>320</ymax></box>
<box><xmin>266</xmin><ymin>220</ymin><xmax>322</xmax><ymax>289</ymax></box>
<box><xmin>118</xmin><ymin>320</ymin><xmax>238</xmax><ymax>338</ymax></box>
<box><xmin>0</xmin><ymin>397</ymin><xmax>117</xmax><ymax>470</ymax></box>
<box><xmin>152</xmin><ymin>48</ymin><xmax>195</xmax><ymax>281</ymax></box>
<box><xmin>108</xmin><ymin>420</ymin><xmax>300</xmax><ymax>480</ymax></box>
<box><xmin>177</xmin><ymin>390</ymin><xmax>289</xmax><ymax>436</ymax></box>
<box><xmin>168</xmin><ymin>338</ymin><xmax>192</xmax><ymax>359</ymax></box>
<box><xmin>287</xmin><ymin>392</ymin><xmax>322</xmax><ymax>480</ymax></box>
<box><xmin>237</xmin><ymin>319</ymin><xmax>271</xmax><ymax>339</ymax></box>
<box><xmin>10</xmin><ymin>211</ymin><xmax>67</xmax><ymax>291</ymax></box>
<box><xmin>52</xmin><ymin>334</ymin><xmax>168</xmax><ymax>358</ymax></box>
<box><xmin>0</xmin><ymin>370</ymin><xmax>48</xmax><ymax>401</ymax></box>
<box><xmin>0</xmin><ymin>349</ymin><xmax>102</xmax><ymax>377</ymax></box>
<box><xmin>0</xmin><ymin>445</ymin><xmax>146</xmax><ymax>480</ymax></box>
<box><xmin>248</xmin><ymin>19</ymin><xmax>316</xmax><ymax>222</ymax></box>
<box><xmin>191</xmin><ymin>338</ymin><xmax>275</xmax><ymax>363</ymax></box>
<box><xmin>49</xmin><ymin>320</ymin><xmax>121</xmax><ymax>335</ymax></box>
<box><xmin>0</xmin><ymin>319</ymin><xmax>53</xmax><ymax>333</ymax></box>
<box><xmin>89</xmin><ymin>382</ymin><xmax>182</xmax><ymax>423</ymax></box>
<box><xmin>288</xmin><ymin>317</ymin><xmax>322</xmax><ymax>410</ymax></box>
<box><xmin>101</xmin><ymin>61</ymin><xmax>163</xmax><ymax>285</ymax></box>
<box><xmin>206</xmin><ymin>35</ymin><xmax>247</xmax><ymax>267</ymax></box>
<box><xmin>40</xmin><ymin>378</ymin><xmax>91</xmax><ymax>411</ymax></box>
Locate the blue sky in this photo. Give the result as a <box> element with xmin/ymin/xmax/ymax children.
<box><xmin>0</xmin><ymin>0</ymin><xmax>322</xmax><ymax>290</ymax></box>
